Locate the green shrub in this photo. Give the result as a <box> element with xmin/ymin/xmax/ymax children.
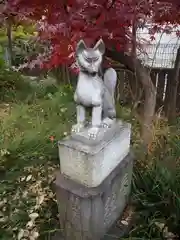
<box><xmin>131</xmin><ymin>125</ymin><xmax>180</xmax><ymax>239</ymax></box>
<box><xmin>0</xmin><ymin>67</ymin><xmax>61</xmax><ymax>103</ymax></box>
<box><xmin>0</xmin><ymin>68</ymin><xmax>32</xmax><ymax>102</ymax></box>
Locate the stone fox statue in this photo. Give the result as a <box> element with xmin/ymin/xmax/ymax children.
<box><xmin>72</xmin><ymin>39</ymin><xmax>117</xmax><ymax>139</ymax></box>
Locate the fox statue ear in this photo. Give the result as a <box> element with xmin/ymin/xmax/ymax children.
<box><xmin>76</xmin><ymin>40</ymin><xmax>87</xmax><ymax>54</ymax></box>
<box><xmin>93</xmin><ymin>39</ymin><xmax>105</xmax><ymax>55</ymax></box>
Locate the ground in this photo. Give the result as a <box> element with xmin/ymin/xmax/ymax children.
<box><xmin>0</xmin><ymin>73</ymin><xmax>180</xmax><ymax>240</ymax></box>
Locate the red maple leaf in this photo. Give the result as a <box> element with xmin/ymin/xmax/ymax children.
<box><xmin>3</xmin><ymin>0</ymin><xmax>179</xmax><ymax>70</ymax></box>
<box><xmin>49</xmin><ymin>136</ymin><xmax>55</xmax><ymax>142</ymax></box>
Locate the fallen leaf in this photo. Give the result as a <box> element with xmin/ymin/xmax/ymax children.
<box><xmin>49</xmin><ymin>136</ymin><xmax>55</xmax><ymax>142</ymax></box>
<box><xmin>23</xmin><ymin>230</ymin><xmax>30</xmax><ymax>237</ymax></box>
<box><xmin>0</xmin><ymin>201</ymin><xmax>4</xmax><ymax>208</ymax></box>
<box><xmin>26</xmin><ymin>175</ymin><xmax>32</xmax><ymax>182</ymax></box>
<box><xmin>121</xmin><ymin>220</ymin><xmax>128</xmax><ymax>226</ymax></box>
<box><xmin>155</xmin><ymin>221</ymin><xmax>165</xmax><ymax>230</ymax></box>
<box><xmin>2</xmin><ymin>206</ymin><xmax>6</xmax><ymax>212</ymax></box>
<box><xmin>17</xmin><ymin>229</ymin><xmax>24</xmax><ymax>240</ymax></box>
<box><xmin>30</xmin><ymin>230</ymin><xmax>39</xmax><ymax>239</ymax></box>
<box><xmin>26</xmin><ymin>220</ymin><xmax>34</xmax><ymax>229</ymax></box>
<box><xmin>0</xmin><ymin>216</ymin><xmax>8</xmax><ymax>222</ymax></box>
<box><xmin>60</xmin><ymin>108</ymin><xmax>67</xmax><ymax>113</ymax></box>
<box><xmin>163</xmin><ymin>226</ymin><xmax>176</xmax><ymax>239</ymax></box>
<box><xmin>36</xmin><ymin>195</ymin><xmax>44</xmax><ymax>205</ymax></box>
<box><xmin>12</xmin><ymin>227</ymin><xmax>18</xmax><ymax>231</ymax></box>
<box><xmin>23</xmin><ymin>191</ymin><xmax>28</xmax><ymax>198</ymax></box>
<box><xmin>21</xmin><ymin>176</ymin><xmax>26</xmax><ymax>182</ymax></box>
<box><xmin>29</xmin><ymin>212</ymin><xmax>39</xmax><ymax>220</ymax></box>
<box><xmin>48</xmin><ymin>192</ymin><xmax>54</xmax><ymax>198</ymax></box>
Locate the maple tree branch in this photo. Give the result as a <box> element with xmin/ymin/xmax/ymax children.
<box><xmin>63</xmin><ymin>1</ymin><xmax>69</xmax><ymax>15</ymax></box>
<box><xmin>94</xmin><ymin>0</ymin><xmax>117</xmax><ymax>24</ymax></box>
<box><xmin>93</xmin><ymin>0</ymin><xmax>109</xmax><ymax>21</ymax></box>
<box><xmin>106</xmin><ymin>48</ymin><xmax>135</xmax><ymax>72</ymax></box>
<box><xmin>107</xmin><ymin>0</ymin><xmax>117</xmax><ymax>10</ymax></box>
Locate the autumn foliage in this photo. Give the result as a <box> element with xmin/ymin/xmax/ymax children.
<box><xmin>1</xmin><ymin>0</ymin><xmax>180</xmax><ymax>70</ymax></box>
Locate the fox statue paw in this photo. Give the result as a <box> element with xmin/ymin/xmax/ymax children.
<box><xmin>88</xmin><ymin>127</ymin><xmax>99</xmax><ymax>139</ymax></box>
<box><xmin>71</xmin><ymin>123</ymin><xmax>84</xmax><ymax>134</ymax></box>
<box><xmin>101</xmin><ymin>117</ymin><xmax>116</xmax><ymax>128</ymax></box>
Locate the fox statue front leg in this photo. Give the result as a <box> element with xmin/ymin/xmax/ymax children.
<box><xmin>71</xmin><ymin>105</ymin><xmax>86</xmax><ymax>133</ymax></box>
<box><xmin>88</xmin><ymin>105</ymin><xmax>102</xmax><ymax>139</ymax></box>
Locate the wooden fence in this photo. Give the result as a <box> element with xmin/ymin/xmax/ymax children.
<box><xmin>115</xmin><ymin>68</ymin><xmax>180</xmax><ymax>116</ymax></box>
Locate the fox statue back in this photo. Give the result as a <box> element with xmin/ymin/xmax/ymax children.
<box><xmin>72</xmin><ymin>39</ymin><xmax>117</xmax><ymax>139</ymax></box>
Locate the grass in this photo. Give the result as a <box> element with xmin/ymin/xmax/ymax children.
<box><xmin>0</xmin><ymin>78</ymin><xmax>75</xmax><ymax>240</ymax></box>
<box><xmin>0</xmin><ymin>71</ymin><xmax>180</xmax><ymax>239</ymax></box>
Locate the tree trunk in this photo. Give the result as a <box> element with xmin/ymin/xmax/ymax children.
<box><xmin>106</xmin><ymin>49</ymin><xmax>156</xmax><ymax>147</ymax></box>
<box><xmin>167</xmin><ymin>47</ymin><xmax>180</xmax><ymax>122</ymax></box>
<box><xmin>52</xmin><ymin>67</ymin><xmax>62</xmax><ymax>85</ymax></box>
<box><xmin>6</xmin><ymin>20</ymin><xmax>13</xmax><ymax>66</ymax></box>
<box><xmin>65</xmin><ymin>65</ymin><xmax>71</xmax><ymax>85</ymax></box>
<box><xmin>134</xmin><ymin>60</ymin><xmax>156</xmax><ymax>146</ymax></box>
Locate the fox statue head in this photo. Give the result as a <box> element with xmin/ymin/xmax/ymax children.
<box><xmin>76</xmin><ymin>39</ymin><xmax>105</xmax><ymax>74</ymax></box>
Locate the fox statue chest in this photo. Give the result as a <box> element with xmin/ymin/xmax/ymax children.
<box><xmin>74</xmin><ymin>72</ymin><xmax>104</xmax><ymax>106</ymax></box>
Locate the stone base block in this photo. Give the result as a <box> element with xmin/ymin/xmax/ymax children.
<box><xmin>58</xmin><ymin>120</ymin><xmax>131</xmax><ymax>187</ymax></box>
<box><xmin>54</xmin><ymin>152</ymin><xmax>134</xmax><ymax>240</ymax></box>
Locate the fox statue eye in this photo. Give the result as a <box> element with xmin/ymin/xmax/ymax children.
<box><xmin>82</xmin><ymin>51</ymin><xmax>99</xmax><ymax>63</ymax></box>
<box><xmin>84</xmin><ymin>56</ymin><xmax>99</xmax><ymax>63</ymax></box>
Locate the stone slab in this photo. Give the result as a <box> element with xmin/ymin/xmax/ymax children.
<box><xmin>71</xmin><ymin>119</ymin><xmax>121</xmax><ymax>146</ymax></box>
<box><xmin>59</xmin><ymin>120</ymin><xmax>128</xmax><ymax>155</ymax></box>
<box><xmin>54</xmin><ymin>152</ymin><xmax>134</xmax><ymax>240</ymax></box>
<box><xmin>58</xmin><ymin>121</ymin><xmax>131</xmax><ymax>187</ymax></box>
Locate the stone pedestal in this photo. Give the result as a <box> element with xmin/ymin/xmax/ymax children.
<box><xmin>54</xmin><ymin>152</ymin><xmax>133</xmax><ymax>240</ymax></box>
<box><xmin>58</xmin><ymin>120</ymin><xmax>131</xmax><ymax>187</ymax></box>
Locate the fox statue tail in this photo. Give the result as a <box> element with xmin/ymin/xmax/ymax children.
<box><xmin>103</xmin><ymin>68</ymin><xmax>117</xmax><ymax>119</ymax></box>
